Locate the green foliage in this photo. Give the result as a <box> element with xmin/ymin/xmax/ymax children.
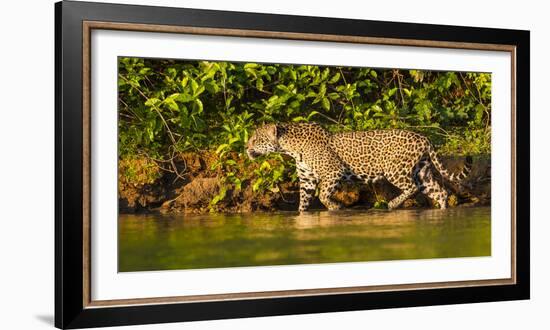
<box><xmin>118</xmin><ymin>155</ymin><xmax>161</xmax><ymax>185</ymax></box>
<box><xmin>373</xmin><ymin>200</ymin><xmax>388</xmax><ymax>210</ymax></box>
<box><xmin>251</xmin><ymin>155</ymin><xmax>292</xmax><ymax>193</ymax></box>
<box><xmin>118</xmin><ymin>58</ymin><xmax>491</xmax><ymax>204</ymax></box>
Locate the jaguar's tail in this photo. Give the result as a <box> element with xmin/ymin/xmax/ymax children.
<box><xmin>427</xmin><ymin>145</ymin><xmax>473</xmax><ymax>184</ymax></box>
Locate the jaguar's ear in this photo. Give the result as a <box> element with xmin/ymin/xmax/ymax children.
<box><xmin>265</xmin><ymin>124</ymin><xmax>278</xmax><ymax>141</ymax></box>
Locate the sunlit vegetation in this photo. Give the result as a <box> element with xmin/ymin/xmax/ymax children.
<box><xmin>118</xmin><ymin>57</ymin><xmax>491</xmax><ymax>211</ymax></box>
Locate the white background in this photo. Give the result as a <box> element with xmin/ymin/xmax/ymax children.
<box><xmin>91</xmin><ymin>30</ymin><xmax>512</xmax><ymax>301</ymax></box>
<box><xmin>0</xmin><ymin>0</ymin><xmax>546</xmax><ymax>329</ymax></box>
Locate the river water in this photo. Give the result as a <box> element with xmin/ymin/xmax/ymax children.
<box><xmin>119</xmin><ymin>207</ymin><xmax>490</xmax><ymax>272</ymax></box>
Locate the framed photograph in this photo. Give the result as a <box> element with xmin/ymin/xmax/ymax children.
<box><xmin>55</xmin><ymin>1</ymin><xmax>530</xmax><ymax>328</ymax></box>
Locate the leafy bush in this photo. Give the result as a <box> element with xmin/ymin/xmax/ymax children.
<box><xmin>118</xmin><ymin>57</ymin><xmax>491</xmax><ymax>204</ymax></box>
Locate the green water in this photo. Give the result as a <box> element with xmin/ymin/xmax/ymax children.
<box><xmin>118</xmin><ymin>207</ymin><xmax>491</xmax><ymax>272</ymax></box>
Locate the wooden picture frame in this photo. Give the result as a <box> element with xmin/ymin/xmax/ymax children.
<box><xmin>55</xmin><ymin>1</ymin><xmax>530</xmax><ymax>328</ymax></box>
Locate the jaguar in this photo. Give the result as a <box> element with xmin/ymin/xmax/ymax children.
<box><xmin>246</xmin><ymin>122</ymin><xmax>472</xmax><ymax>212</ymax></box>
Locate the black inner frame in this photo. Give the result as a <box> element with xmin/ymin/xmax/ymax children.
<box><xmin>55</xmin><ymin>1</ymin><xmax>530</xmax><ymax>329</ymax></box>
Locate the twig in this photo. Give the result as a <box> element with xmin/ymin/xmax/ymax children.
<box><xmin>396</xmin><ymin>71</ymin><xmax>406</xmax><ymax>107</ymax></box>
<box><xmin>118</xmin><ymin>98</ymin><xmax>143</xmax><ymax>122</ymax></box>
<box><xmin>119</xmin><ymin>113</ymin><xmax>136</xmax><ymax>120</ymax></box>
<box><xmin>310</xmin><ymin>111</ymin><xmax>343</xmax><ymax>126</ymax></box>
<box><xmin>118</xmin><ymin>74</ymin><xmax>178</xmax><ymax>145</ymax></box>
<box><xmin>406</xmin><ymin>125</ymin><xmax>455</xmax><ymax>138</ymax></box>
<box><xmin>276</xmin><ymin>183</ymin><xmax>294</xmax><ymax>203</ymax></box>
<box><xmin>222</xmin><ymin>75</ymin><xmax>228</xmax><ymax>111</ymax></box>
<box><xmin>119</xmin><ymin>74</ymin><xmax>191</xmax><ymax>182</ymax></box>
<box><xmin>459</xmin><ymin>72</ymin><xmax>485</xmax><ymax>106</ymax></box>
<box><xmin>338</xmin><ymin>68</ymin><xmax>356</xmax><ymax>124</ymax></box>
<box><xmin>169</xmin><ymin>148</ymin><xmax>188</xmax><ymax>183</ymax></box>
<box><xmin>459</xmin><ymin>72</ymin><xmax>491</xmax><ymax>135</ymax></box>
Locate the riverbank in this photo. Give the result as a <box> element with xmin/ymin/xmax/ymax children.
<box><xmin>118</xmin><ymin>152</ymin><xmax>491</xmax><ymax>214</ymax></box>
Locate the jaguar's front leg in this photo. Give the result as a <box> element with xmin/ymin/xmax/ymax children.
<box><xmin>296</xmin><ymin>164</ymin><xmax>318</xmax><ymax>212</ymax></box>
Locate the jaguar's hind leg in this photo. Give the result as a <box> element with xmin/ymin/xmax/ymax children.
<box><xmin>387</xmin><ymin>173</ymin><xmax>418</xmax><ymax>210</ymax></box>
<box><xmin>414</xmin><ymin>161</ymin><xmax>448</xmax><ymax>209</ymax></box>
<box><xmin>318</xmin><ymin>177</ymin><xmax>344</xmax><ymax>211</ymax></box>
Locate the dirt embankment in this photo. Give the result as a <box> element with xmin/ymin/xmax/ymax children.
<box><xmin>119</xmin><ymin>153</ymin><xmax>491</xmax><ymax>214</ymax></box>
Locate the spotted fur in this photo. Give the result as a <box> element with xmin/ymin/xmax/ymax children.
<box><xmin>246</xmin><ymin>123</ymin><xmax>472</xmax><ymax>212</ymax></box>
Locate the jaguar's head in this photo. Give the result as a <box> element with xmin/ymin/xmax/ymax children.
<box><xmin>246</xmin><ymin>124</ymin><xmax>280</xmax><ymax>160</ymax></box>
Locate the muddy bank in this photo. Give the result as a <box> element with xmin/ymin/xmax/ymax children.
<box><xmin>119</xmin><ymin>153</ymin><xmax>491</xmax><ymax>214</ymax></box>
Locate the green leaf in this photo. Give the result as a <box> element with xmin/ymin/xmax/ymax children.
<box><xmin>289</xmin><ymin>69</ymin><xmax>297</xmax><ymax>81</ymax></box>
<box><xmin>292</xmin><ymin>116</ymin><xmax>306</xmax><ymax>122</ymax></box>
<box><xmin>180</xmin><ymin>76</ymin><xmax>189</xmax><ymax>89</ymax></box>
<box><xmin>146</xmin><ymin>127</ymin><xmax>154</xmax><ymax>141</ymax></box>
<box><xmin>195</xmin><ymin>99</ymin><xmax>203</xmax><ymax>113</ymax></box>
<box><xmin>327</xmin><ymin>92</ymin><xmax>340</xmax><ymax>100</ymax></box>
<box><xmin>193</xmin><ymin>85</ymin><xmax>205</xmax><ymax>97</ymax></box>
<box><xmin>256</xmin><ymin>78</ymin><xmax>264</xmax><ymax>91</ymax></box>
<box><xmin>204</xmin><ymin>81</ymin><xmax>220</xmax><ymax>94</ymax></box>
<box><xmin>175</xmin><ymin>93</ymin><xmax>194</xmax><ymax>103</ymax></box>
<box><xmin>138</xmin><ymin>67</ymin><xmax>151</xmax><ymax>75</ymax></box>
<box><xmin>234</xmin><ymin>178</ymin><xmax>242</xmax><ymax>192</ymax></box>
<box><xmin>244</xmin><ymin>63</ymin><xmax>258</xmax><ymax>69</ymax></box>
<box><xmin>245</xmin><ymin>68</ymin><xmax>257</xmax><ymax>78</ymax></box>
<box><xmin>164</xmin><ymin>98</ymin><xmax>179</xmax><ymax>111</ymax></box>
<box><xmin>216</xmin><ymin>144</ymin><xmax>229</xmax><ymax>154</ymax></box>
<box><xmin>307</xmin><ymin>111</ymin><xmax>320</xmax><ymax>120</ymax></box>
<box><xmin>144</xmin><ymin>98</ymin><xmax>160</xmax><ymax>107</ymax></box>
<box><xmin>252</xmin><ymin>178</ymin><xmax>263</xmax><ymax>192</ymax></box>
<box><xmin>260</xmin><ymin>161</ymin><xmax>271</xmax><ymax>171</ymax></box>
<box><xmin>190</xmin><ymin>79</ymin><xmax>199</xmax><ymax>93</ymax></box>
<box><xmin>321</xmin><ymin>97</ymin><xmax>330</xmax><ymax>111</ymax></box>
<box><xmin>228</xmin><ymin>137</ymin><xmax>240</xmax><ymax>145</ymax></box>
<box><xmin>328</xmin><ymin>72</ymin><xmax>340</xmax><ymax>84</ymax></box>
<box><xmin>371</xmin><ymin>104</ymin><xmax>383</xmax><ymax>112</ymax></box>
<box><xmin>318</xmin><ymin>84</ymin><xmax>326</xmax><ymax>97</ymax></box>
<box><xmin>475</xmin><ymin>104</ymin><xmax>485</xmax><ymax>123</ymax></box>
